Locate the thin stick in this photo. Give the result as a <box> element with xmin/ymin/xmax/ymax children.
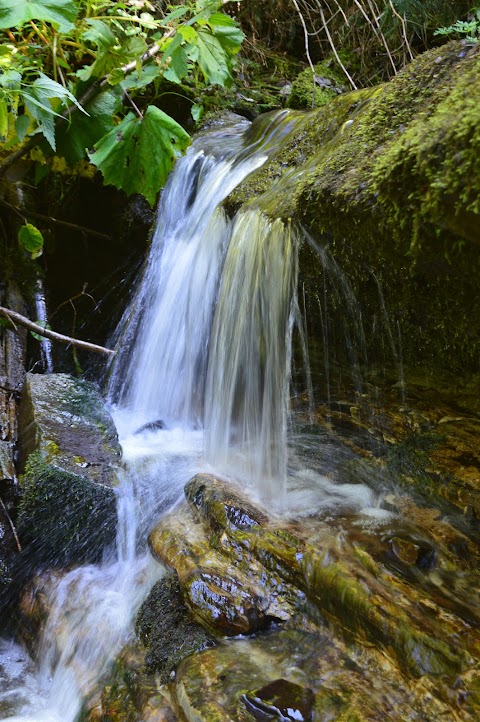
<box><xmin>0</xmin><ymin>307</ymin><xmax>115</xmax><ymax>357</ymax></box>
<box><xmin>317</xmin><ymin>3</ymin><xmax>358</xmax><ymax>89</ymax></box>
<box><xmin>0</xmin><ymin>199</ymin><xmax>112</xmax><ymax>241</ymax></box>
<box><xmin>0</xmin><ymin>495</ymin><xmax>22</xmax><ymax>553</ymax></box>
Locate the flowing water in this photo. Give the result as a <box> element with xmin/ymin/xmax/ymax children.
<box><xmin>0</xmin><ymin>112</ymin><xmax>377</xmax><ymax>720</ymax></box>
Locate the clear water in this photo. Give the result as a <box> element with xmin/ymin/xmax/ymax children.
<box><xmin>0</xmin><ymin>113</ymin><xmax>376</xmax><ymax>720</ymax></box>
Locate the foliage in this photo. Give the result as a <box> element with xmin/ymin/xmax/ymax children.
<box><xmin>0</xmin><ymin>0</ymin><xmax>244</xmax><ymax>205</ymax></box>
<box><xmin>17</xmin><ymin>221</ymin><xmax>44</xmax><ymax>258</ymax></box>
<box><xmin>237</xmin><ymin>0</ymin><xmax>473</xmax><ymax>86</ymax></box>
<box><xmin>434</xmin><ymin>7</ymin><xmax>480</xmax><ymax>43</ymax></box>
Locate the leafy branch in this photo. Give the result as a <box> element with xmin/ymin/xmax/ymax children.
<box><xmin>0</xmin><ymin>0</ymin><xmax>245</xmax><ymax>205</ymax></box>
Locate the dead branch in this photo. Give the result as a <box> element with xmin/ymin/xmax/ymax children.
<box><xmin>0</xmin><ymin>306</ymin><xmax>115</xmax><ymax>357</ymax></box>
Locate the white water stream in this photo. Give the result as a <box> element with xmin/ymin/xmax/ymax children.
<box><xmin>0</xmin><ymin>113</ymin><xmax>375</xmax><ymax>721</ymax></box>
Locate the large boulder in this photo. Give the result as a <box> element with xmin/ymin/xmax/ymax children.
<box><xmin>17</xmin><ymin>373</ymin><xmax>121</xmax><ymax>567</ymax></box>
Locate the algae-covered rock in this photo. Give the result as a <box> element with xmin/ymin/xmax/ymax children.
<box><xmin>149</xmin><ymin>501</ymin><xmax>298</xmax><ymax>636</ymax></box>
<box><xmin>17</xmin><ymin>373</ymin><xmax>120</xmax><ymax>566</ymax></box>
<box><xmin>287</xmin><ymin>59</ymin><xmax>346</xmax><ymax>110</ymax></box>
<box><xmin>82</xmin><ymin>641</ymin><xmax>178</xmax><ymax>722</ymax></box>
<box><xmin>174</xmin><ymin>627</ymin><xmax>456</xmax><ymax>722</ymax></box>
<box><xmin>151</xmin><ymin>474</ymin><xmax>480</xmax><ymax>685</ymax></box>
<box><xmin>227</xmin><ymin>42</ymin><xmax>480</xmax><ymax>380</ymax></box>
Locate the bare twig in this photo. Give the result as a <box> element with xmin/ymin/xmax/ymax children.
<box><xmin>292</xmin><ymin>0</ymin><xmax>317</xmax><ymax>107</ymax></box>
<box><xmin>317</xmin><ymin>3</ymin><xmax>358</xmax><ymax>89</ymax></box>
<box><xmin>0</xmin><ymin>199</ymin><xmax>112</xmax><ymax>240</ymax></box>
<box><xmin>0</xmin><ymin>306</ymin><xmax>115</xmax><ymax>357</ymax></box>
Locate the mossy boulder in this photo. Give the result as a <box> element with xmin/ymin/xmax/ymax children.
<box><xmin>227</xmin><ymin>41</ymin><xmax>480</xmax><ymax>380</ymax></box>
<box><xmin>17</xmin><ymin>373</ymin><xmax>120</xmax><ymax>566</ymax></box>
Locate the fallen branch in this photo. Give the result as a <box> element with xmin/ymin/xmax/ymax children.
<box><xmin>0</xmin><ymin>306</ymin><xmax>115</xmax><ymax>357</ymax></box>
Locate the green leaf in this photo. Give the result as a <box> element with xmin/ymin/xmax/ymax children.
<box><xmin>159</xmin><ymin>6</ymin><xmax>188</xmax><ymax>25</ymax></box>
<box><xmin>178</xmin><ymin>26</ymin><xmax>197</xmax><ymax>44</ymax></box>
<box><xmin>79</xmin><ymin>22</ymin><xmax>147</xmax><ymax>81</ymax></box>
<box><xmin>196</xmin><ymin>27</ymin><xmax>230</xmax><ymax>85</ymax></box>
<box><xmin>207</xmin><ymin>12</ymin><xmax>244</xmax><ymax>55</ymax></box>
<box><xmin>0</xmin><ymin>0</ymin><xmax>78</xmax><ymax>33</ymax></box>
<box><xmin>191</xmin><ymin>102</ymin><xmax>203</xmax><ymax>122</ymax></box>
<box><xmin>164</xmin><ymin>44</ymin><xmax>189</xmax><ymax>84</ymax></box>
<box><xmin>120</xmin><ymin>64</ymin><xmax>159</xmax><ymax>91</ymax></box>
<box><xmin>15</xmin><ymin>113</ymin><xmax>30</xmax><ymax>141</ymax></box>
<box><xmin>56</xmin><ymin>90</ymin><xmax>117</xmax><ymax>164</ymax></box>
<box><xmin>89</xmin><ymin>106</ymin><xmax>190</xmax><ymax>206</ymax></box>
<box><xmin>18</xmin><ymin>222</ymin><xmax>44</xmax><ymax>259</ymax></box>
<box><xmin>0</xmin><ymin>98</ymin><xmax>7</xmax><ymax>139</ymax></box>
<box><xmin>0</xmin><ymin>69</ymin><xmax>21</xmax><ymax>89</ymax></box>
<box><xmin>22</xmin><ymin>73</ymin><xmax>87</xmax><ymax>150</ymax></box>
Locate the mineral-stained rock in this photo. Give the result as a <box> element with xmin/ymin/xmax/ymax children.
<box><xmin>174</xmin><ymin>628</ymin><xmax>458</xmax><ymax>722</ymax></box>
<box><xmin>17</xmin><ymin>373</ymin><xmax>121</xmax><ymax>566</ymax></box>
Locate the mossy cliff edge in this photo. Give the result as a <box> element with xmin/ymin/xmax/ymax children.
<box><xmin>227</xmin><ymin>40</ymin><xmax>480</xmax><ymax>378</ymax></box>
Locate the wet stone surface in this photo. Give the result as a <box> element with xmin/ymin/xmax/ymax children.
<box><xmin>17</xmin><ymin>373</ymin><xmax>120</xmax><ymax>567</ymax></box>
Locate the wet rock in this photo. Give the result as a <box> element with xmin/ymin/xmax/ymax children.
<box><xmin>134</xmin><ymin>420</ymin><xmax>166</xmax><ymax>435</ymax></box>
<box><xmin>156</xmin><ymin>475</ymin><xmax>479</xmax><ymax>679</ymax></box>
<box><xmin>174</xmin><ymin>628</ymin><xmax>456</xmax><ymax>722</ymax></box>
<box><xmin>17</xmin><ymin>373</ymin><xmax>120</xmax><ymax>566</ymax></box>
<box><xmin>0</xmin><ymin>500</ymin><xmax>20</xmax><ymax>617</ymax></box>
<box><xmin>135</xmin><ymin>572</ymin><xmax>215</xmax><ymax>682</ymax></box>
<box><xmin>82</xmin><ymin>641</ymin><xmax>178</xmax><ymax>722</ymax></box>
<box><xmin>149</xmin><ymin>504</ymin><xmax>298</xmax><ymax>637</ymax></box>
<box><xmin>242</xmin><ymin>679</ymin><xmax>314</xmax><ymax>721</ymax></box>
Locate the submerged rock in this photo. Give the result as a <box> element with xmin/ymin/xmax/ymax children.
<box><xmin>17</xmin><ymin>373</ymin><xmax>120</xmax><ymax>567</ymax></box>
<box><xmin>242</xmin><ymin>679</ymin><xmax>314</xmax><ymax>721</ymax></box>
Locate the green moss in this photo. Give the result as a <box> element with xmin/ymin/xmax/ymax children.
<box><xmin>135</xmin><ymin>572</ymin><xmax>216</xmax><ymax>682</ymax></box>
<box><xmin>227</xmin><ymin>41</ymin><xmax>480</xmax><ymax>378</ymax></box>
<box><xmin>18</xmin><ymin>451</ymin><xmax>117</xmax><ymax>567</ymax></box>
<box><xmin>287</xmin><ymin>60</ymin><xmax>346</xmax><ymax>110</ymax></box>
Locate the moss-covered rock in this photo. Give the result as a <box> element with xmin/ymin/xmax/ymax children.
<box><xmin>226</xmin><ymin>41</ymin><xmax>480</xmax><ymax>379</ymax></box>
<box><xmin>135</xmin><ymin>572</ymin><xmax>216</xmax><ymax>683</ymax></box>
<box><xmin>17</xmin><ymin>373</ymin><xmax>120</xmax><ymax>566</ymax></box>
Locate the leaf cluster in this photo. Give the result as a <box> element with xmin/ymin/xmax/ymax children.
<box><xmin>0</xmin><ymin>0</ymin><xmax>245</xmax><ymax>204</ymax></box>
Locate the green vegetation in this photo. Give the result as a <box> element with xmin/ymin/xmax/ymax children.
<box><xmin>435</xmin><ymin>6</ymin><xmax>480</xmax><ymax>43</ymax></box>
<box><xmin>0</xmin><ymin>0</ymin><xmax>244</xmax><ymax>205</ymax></box>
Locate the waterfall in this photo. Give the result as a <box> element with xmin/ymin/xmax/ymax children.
<box><xmin>108</xmin><ymin>111</ymin><xmax>306</xmax><ymax>499</ymax></box>
<box><xmin>204</xmin><ymin>210</ymin><xmax>298</xmax><ymax>499</ymax></box>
